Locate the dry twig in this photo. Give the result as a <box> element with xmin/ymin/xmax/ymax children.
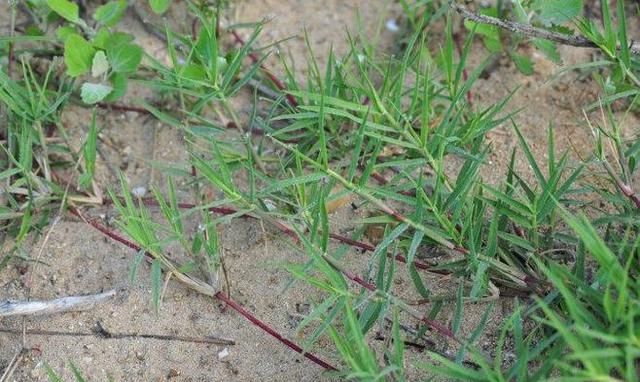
<box><xmin>0</xmin><ymin>322</ymin><xmax>235</xmax><ymax>346</ymax></box>
<box><xmin>452</xmin><ymin>3</ymin><xmax>640</xmax><ymax>56</ymax></box>
<box><xmin>0</xmin><ymin>290</ymin><xmax>116</xmax><ymax>317</ymax></box>
<box><xmin>0</xmin><ymin>348</ymin><xmax>26</xmax><ymax>382</ymax></box>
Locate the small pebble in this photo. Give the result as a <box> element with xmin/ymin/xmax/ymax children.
<box><xmin>263</xmin><ymin>199</ymin><xmax>277</xmax><ymax>212</ymax></box>
<box><xmin>131</xmin><ymin>186</ymin><xmax>147</xmax><ymax>197</ymax></box>
<box><xmin>218</xmin><ymin>347</ymin><xmax>229</xmax><ymax>361</ymax></box>
<box><xmin>385</xmin><ymin>19</ymin><xmax>400</xmax><ymax>32</ymax></box>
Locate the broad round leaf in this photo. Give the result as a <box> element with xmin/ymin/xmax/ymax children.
<box><xmin>534</xmin><ymin>0</ymin><xmax>583</xmax><ymax>25</ymax></box>
<box><xmin>94</xmin><ymin>0</ymin><xmax>127</xmax><ymax>27</ymax></box>
<box><xmin>91</xmin><ymin>51</ymin><xmax>110</xmax><ymax>77</ymax></box>
<box><xmin>64</xmin><ymin>34</ymin><xmax>96</xmax><ymax>77</ymax></box>
<box><xmin>149</xmin><ymin>0</ymin><xmax>170</xmax><ymax>15</ymax></box>
<box><xmin>81</xmin><ymin>82</ymin><xmax>113</xmax><ymax>104</ymax></box>
<box><xmin>104</xmin><ymin>72</ymin><xmax>128</xmax><ymax>102</ymax></box>
<box><xmin>46</xmin><ymin>0</ymin><xmax>79</xmax><ymax>23</ymax></box>
<box><xmin>107</xmin><ymin>43</ymin><xmax>143</xmax><ymax>73</ymax></box>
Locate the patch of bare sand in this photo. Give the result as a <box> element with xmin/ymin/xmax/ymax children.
<box><xmin>0</xmin><ymin>218</ymin><xmax>335</xmax><ymax>381</ymax></box>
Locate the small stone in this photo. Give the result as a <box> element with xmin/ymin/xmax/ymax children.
<box><xmin>218</xmin><ymin>347</ymin><xmax>230</xmax><ymax>361</ymax></box>
<box><xmin>131</xmin><ymin>186</ymin><xmax>147</xmax><ymax>197</ymax></box>
<box><xmin>385</xmin><ymin>19</ymin><xmax>400</xmax><ymax>32</ymax></box>
<box><xmin>263</xmin><ymin>199</ymin><xmax>277</xmax><ymax>212</ymax></box>
<box><xmin>553</xmin><ymin>82</ymin><xmax>568</xmax><ymax>92</ymax></box>
<box><xmin>167</xmin><ymin>368</ymin><xmax>180</xmax><ymax>378</ymax></box>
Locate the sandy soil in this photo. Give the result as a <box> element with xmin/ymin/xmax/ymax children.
<box><xmin>1</xmin><ymin>1</ymin><xmax>638</xmax><ymax>381</ymax></box>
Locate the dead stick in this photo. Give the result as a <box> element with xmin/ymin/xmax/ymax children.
<box><xmin>452</xmin><ymin>3</ymin><xmax>640</xmax><ymax>56</ymax></box>
<box><xmin>0</xmin><ymin>348</ymin><xmax>26</xmax><ymax>382</ymax></box>
<box><xmin>96</xmin><ymin>102</ymin><xmax>150</xmax><ymax>114</ymax></box>
<box><xmin>0</xmin><ymin>290</ymin><xmax>116</xmax><ymax>317</ymax></box>
<box><xmin>0</xmin><ymin>326</ymin><xmax>235</xmax><ymax>346</ymax></box>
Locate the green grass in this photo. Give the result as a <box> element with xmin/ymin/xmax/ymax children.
<box><xmin>1</xmin><ymin>0</ymin><xmax>639</xmax><ymax>381</ymax></box>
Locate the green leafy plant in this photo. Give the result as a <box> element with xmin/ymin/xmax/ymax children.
<box><xmin>42</xmin><ymin>0</ymin><xmax>168</xmax><ymax>104</ymax></box>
